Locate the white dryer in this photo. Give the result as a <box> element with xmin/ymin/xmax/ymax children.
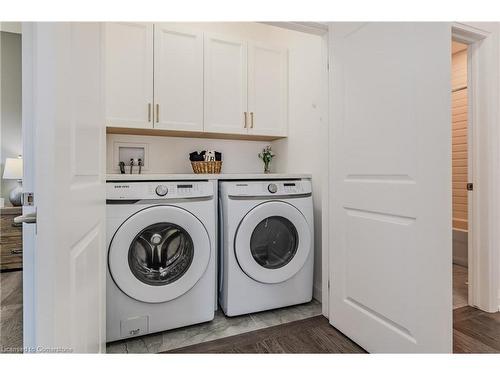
<box><xmin>218</xmin><ymin>179</ymin><xmax>314</xmax><ymax>316</ymax></box>
<box><xmin>106</xmin><ymin>180</ymin><xmax>216</xmax><ymax>342</ymax></box>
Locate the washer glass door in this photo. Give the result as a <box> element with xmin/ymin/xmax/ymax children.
<box><xmin>109</xmin><ymin>205</ymin><xmax>210</xmax><ymax>303</ymax></box>
<box><xmin>234</xmin><ymin>201</ymin><xmax>311</xmax><ymax>284</ymax></box>
<box><xmin>129</xmin><ymin>222</ymin><xmax>194</xmax><ymax>286</ymax></box>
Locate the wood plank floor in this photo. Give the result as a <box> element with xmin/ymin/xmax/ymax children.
<box><xmin>453</xmin><ymin>306</ymin><xmax>500</xmax><ymax>353</ymax></box>
<box><xmin>165</xmin><ymin>315</ymin><xmax>367</xmax><ymax>354</ymax></box>
<box><xmin>166</xmin><ymin>308</ymin><xmax>500</xmax><ymax>354</ymax></box>
<box><xmin>0</xmin><ymin>270</ymin><xmax>23</xmax><ymax>353</ymax></box>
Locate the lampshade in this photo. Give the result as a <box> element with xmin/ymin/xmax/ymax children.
<box><xmin>3</xmin><ymin>157</ymin><xmax>23</xmax><ymax>180</ymax></box>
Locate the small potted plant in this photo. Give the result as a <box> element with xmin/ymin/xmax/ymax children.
<box><xmin>258</xmin><ymin>145</ymin><xmax>275</xmax><ymax>174</ymax></box>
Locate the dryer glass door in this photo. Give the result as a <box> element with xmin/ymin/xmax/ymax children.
<box><xmin>250</xmin><ymin>216</ymin><xmax>298</xmax><ymax>269</ymax></box>
<box><xmin>234</xmin><ymin>201</ymin><xmax>311</xmax><ymax>284</ymax></box>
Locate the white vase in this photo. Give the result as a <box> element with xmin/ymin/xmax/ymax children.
<box><xmin>9</xmin><ymin>180</ymin><xmax>23</xmax><ymax>206</ymax></box>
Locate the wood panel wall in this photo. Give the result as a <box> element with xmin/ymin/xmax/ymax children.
<box><xmin>452</xmin><ymin>48</ymin><xmax>468</xmax><ymax>231</ymax></box>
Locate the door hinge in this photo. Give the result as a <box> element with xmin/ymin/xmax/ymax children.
<box><xmin>467</xmin><ymin>183</ymin><xmax>474</xmax><ymax>191</ymax></box>
<box><xmin>22</xmin><ymin>192</ymin><xmax>34</xmax><ymax>206</ymax></box>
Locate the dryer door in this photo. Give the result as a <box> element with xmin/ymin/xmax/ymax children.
<box><xmin>108</xmin><ymin>205</ymin><xmax>210</xmax><ymax>303</ymax></box>
<box><xmin>234</xmin><ymin>201</ymin><xmax>311</xmax><ymax>284</ymax></box>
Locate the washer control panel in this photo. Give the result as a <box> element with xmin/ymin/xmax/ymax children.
<box><xmin>222</xmin><ymin>179</ymin><xmax>312</xmax><ymax>198</ymax></box>
<box><xmin>106</xmin><ymin>181</ymin><xmax>214</xmax><ymax>200</ymax></box>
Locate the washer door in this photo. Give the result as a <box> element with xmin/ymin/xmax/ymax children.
<box><xmin>109</xmin><ymin>205</ymin><xmax>210</xmax><ymax>303</ymax></box>
<box><xmin>234</xmin><ymin>201</ymin><xmax>311</xmax><ymax>284</ymax></box>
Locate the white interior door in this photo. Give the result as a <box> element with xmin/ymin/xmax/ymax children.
<box><xmin>104</xmin><ymin>22</ymin><xmax>153</xmax><ymax>129</ymax></box>
<box><xmin>22</xmin><ymin>22</ymin><xmax>106</xmax><ymax>353</ymax></box>
<box><xmin>154</xmin><ymin>24</ymin><xmax>203</xmax><ymax>131</ymax></box>
<box><xmin>204</xmin><ymin>33</ymin><xmax>248</xmax><ymax>134</ymax></box>
<box><xmin>247</xmin><ymin>43</ymin><xmax>288</xmax><ymax>137</ymax></box>
<box><xmin>329</xmin><ymin>23</ymin><xmax>452</xmax><ymax>353</ymax></box>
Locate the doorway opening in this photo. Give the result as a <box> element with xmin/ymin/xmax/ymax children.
<box><xmin>451</xmin><ymin>40</ymin><xmax>469</xmax><ymax>310</ymax></box>
<box><xmin>0</xmin><ymin>25</ymin><xmax>23</xmax><ymax>353</ymax></box>
<box><xmin>451</xmin><ymin>33</ymin><xmax>500</xmax><ymax>353</ymax></box>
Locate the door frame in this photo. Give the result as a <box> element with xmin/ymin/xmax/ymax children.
<box><xmin>321</xmin><ymin>22</ymin><xmax>499</xmax><ymax>318</ymax></box>
<box><xmin>452</xmin><ymin>22</ymin><xmax>500</xmax><ymax>312</ymax></box>
<box><xmin>21</xmin><ymin>21</ymin><xmax>37</xmax><ymax>348</ymax></box>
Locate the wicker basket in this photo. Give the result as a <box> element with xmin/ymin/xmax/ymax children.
<box><xmin>191</xmin><ymin>160</ymin><xmax>223</xmax><ymax>174</ymax></box>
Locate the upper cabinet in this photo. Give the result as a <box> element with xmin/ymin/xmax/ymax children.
<box><xmin>104</xmin><ymin>23</ymin><xmax>289</xmax><ymax>140</ymax></box>
<box><xmin>204</xmin><ymin>34</ymin><xmax>248</xmax><ymax>135</ymax></box>
<box><xmin>105</xmin><ymin>23</ymin><xmax>153</xmax><ymax>129</ymax></box>
<box><xmin>154</xmin><ymin>24</ymin><xmax>204</xmax><ymax>132</ymax></box>
<box><xmin>247</xmin><ymin>43</ymin><xmax>288</xmax><ymax>137</ymax></box>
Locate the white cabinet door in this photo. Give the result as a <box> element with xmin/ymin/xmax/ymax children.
<box><xmin>248</xmin><ymin>43</ymin><xmax>288</xmax><ymax>137</ymax></box>
<box><xmin>204</xmin><ymin>33</ymin><xmax>248</xmax><ymax>134</ymax></box>
<box><xmin>154</xmin><ymin>24</ymin><xmax>203</xmax><ymax>131</ymax></box>
<box><xmin>105</xmin><ymin>22</ymin><xmax>153</xmax><ymax>128</ymax></box>
<box><xmin>329</xmin><ymin>22</ymin><xmax>452</xmax><ymax>353</ymax></box>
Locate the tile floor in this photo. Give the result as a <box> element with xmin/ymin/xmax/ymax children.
<box><xmin>106</xmin><ymin>300</ymin><xmax>322</xmax><ymax>353</ymax></box>
<box><xmin>166</xmin><ymin>315</ymin><xmax>366</xmax><ymax>354</ymax></box>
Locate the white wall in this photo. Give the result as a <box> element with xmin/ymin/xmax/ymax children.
<box><xmin>107</xmin><ymin>133</ymin><xmax>272</xmax><ymax>174</ymax></box>
<box><xmin>106</xmin><ymin>22</ymin><xmax>327</xmax><ymax>300</ymax></box>
<box><xmin>0</xmin><ymin>22</ymin><xmax>22</xmax><ymax>34</ymax></box>
<box><xmin>1</xmin><ymin>31</ymin><xmax>23</xmax><ymax>207</ymax></box>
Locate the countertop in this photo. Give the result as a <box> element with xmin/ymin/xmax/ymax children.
<box><xmin>106</xmin><ymin>173</ymin><xmax>312</xmax><ymax>181</ymax></box>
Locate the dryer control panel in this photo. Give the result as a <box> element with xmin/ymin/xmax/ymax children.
<box><xmin>106</xmin><ymin>181</ymin><xmax>214</xmax><ymax>200</ymax></box>
<box><xmin>222</xmin><ymin>179</ymin><xmax>312</xmax><ymax>198</ymax></box>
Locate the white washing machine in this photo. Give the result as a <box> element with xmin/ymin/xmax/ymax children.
<box><xmin>106</xmin><ymin>180</ymin><xmax>216</xmax><ymax>342</ymax></box>
<box><xmin>218</xmin><ymin>179</ymin><xmax>314</xmax><ymax>316</ymax></box>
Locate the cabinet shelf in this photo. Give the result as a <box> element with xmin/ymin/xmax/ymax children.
<box><xmin>106</xmin><ymin>126</ymin><xmax>286</xmax><ymax>142</ymax></box>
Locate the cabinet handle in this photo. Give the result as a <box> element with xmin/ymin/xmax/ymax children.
<box><xmin>244</xmin><ymin>112</ymin><xmax>248</xmax><ymax>128</ymax></box>
<box><xmin>250</xmin><ymin>112</ymin><xmax>254</xmax><ymax>128</ymax></box>
<box><xmin>156</xmin><ymin>104</ymin><xmax>159</xmax><ymax>123</ymax></box>
<box><xmin>148</xmin><ymin>103</ymin><xmax>151</xmax><ymax>122</ymax></box>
